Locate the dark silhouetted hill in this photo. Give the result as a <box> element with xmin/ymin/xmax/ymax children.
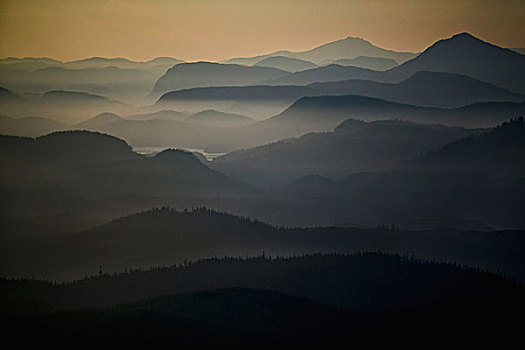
<box><xmin>281</xmin><ymin>119</ymin><xmax>525</xmax><ymax>227</ymax></box>
<box><xmin>384</xmin><ymin>32</ymin><xmax>525</xmax><ymax>94</ymax></box>
<box><xmin>2</xmin><ymin>252</ymin><xmax>522</xmax><ymax>313</ymax></box>
<box><xmin>151</xmin><ymin>62</ymin><xmax>289</xmax><ymax>97</ymax></box>
<box><xmin>0</xmin><ymin>131</ymin><xmax>138</xmax><ymax>170</ymax></box>
<box><xmin>213</xmin><ymin>119</ymin><xmax>477</xmax><ymax>184</ymax></box>
<box><xmin>410</xmin><ymin>117</ymin><xmax>525</xmax><ymax>173</ymax></box>
<box><xmin>1</xmin><ymin>207</ymin><xmax>524</xmax><ymax>281</ymax></box>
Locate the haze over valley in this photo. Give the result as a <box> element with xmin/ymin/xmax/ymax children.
<box><xmin>1</xmin><ymin>0</ymin><xmax>524</xmax><ymax>345</ymax></box>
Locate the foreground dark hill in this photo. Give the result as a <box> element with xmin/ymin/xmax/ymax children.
<box><xmin>6</xmin><ymin>286</ymin><xmax>522</xmax><ymax>345</ymax></box>
<box><xmin>3</xmin><ymin>253</ymin><xmax>522</xmax><ymax>313</ymax></box>
<box><xmin>1</xmin><ymin>207</ymin><xmax>524</xmax><ymax>281</ymax></box>
<box><xmin>284</xmin><ymin>118</ymin><xmax>525</xmax><ymax>227</ymax></box>
<box><xmin>5</xmin><ymin>278</ymin><xmax>523</xmax><ymax>345</ymax></box>
<box><xmin>7</xmin><ymin>288</ymin><xmax>354</xmax><ymax>345</ymax></box>
<box><xmin>151</xmin><ymin>62</ymin><xmax>289</xmax><ymax>98</ymax></box>
<box><xmin>213</xmin><ymin>119</ymin><xmax>477</xmax><ymax>184</ymax></box>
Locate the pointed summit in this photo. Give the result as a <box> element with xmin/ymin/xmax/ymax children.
<box><xmin>390</xmin><ymin>32</ymin><xmax>525</xmax><ymax>94</ymax></box>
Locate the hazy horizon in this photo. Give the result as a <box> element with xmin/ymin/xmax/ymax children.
<box><xmin>1</xmin><ymin>0</ymin><xmax>524</xmax><ymax>62</ymax></box>
<box><xmin>1</xmin><ymin>1</ymin><xmax>525</xmax><ymax>343</ymax></box>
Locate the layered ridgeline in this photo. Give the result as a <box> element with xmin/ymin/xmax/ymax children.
<box><xmin>281</xmin><ymin>118</ymin><xmax>525</xmax><ymax>227</ymax></box>
<box><xmin>225</xmin><ymin>36</ymin><xmax>416</xmax><ymax>66</ymax></box>
<box><xmin>267</xmin><ymin>33</ymin><xmax>525</xmax><ymax>95</ymax></box>
<box><xmin>156</xmin><ymin>71</ymin><xmax>524</xmax><ymax>121</ymax></box>
<box><xmin>219</xmin><ymin>96</ymin><xmax>525</xmax><ymax>150</ymax></box>
<box><xmin>71</xmin><ymin>109</ymin><xmax>254</xmax><ymax>149</ymax></box>
<box><xmin>1</xmin><ymin>206</ymin><xmax>524</xmax><ymax>281</ymax></box>
<box><xmin>308</xmin><ymin>71</ymin><xmax>524</xmax><ymax>108</ymax></box>
<box><xmin>155</xmin><ymin>85</ymin><xmax>315</xmax><ymax>119</ymax></box>
<box><xmin>213</xmin><ymin>119</ymin><xmax>479</xmax><ymax>184</ymax></box>
<box><xmin>2</xmin><ymin>83</ymin><xmax>524</xmax><ymax>151</ymax></box>
<box><xmin>0</xmin><ymin>121</ymin><xmax>519</xmax><ymax>231</ymax></box>
<box><xmin>2</xmin><ymin>254</ymin><xmax>523</xmax><ymax>343</ymax></box>
<box><xmin>0</xmin><ymin>131</ymin><xmax>253</xmax><ymax>194</ymax></box>
<box><xmin>0</xmin><ymin>56</ymin><xmax>183</xmax><ymax>71</ymax></box>
<box><xmin>0</xmin><ymin>131</ymin><xmax>255</xmax><ymax>238</ymax></box>
<box><xmin>0</xmin><ymin>89</ymin><xmax>135</xmax><ymax>124</ymax></box>
<box><xmin>0</xmin><ymin>56</ymin><xmax>183</xmax><ymax>103</ymax></box>
<box><xmin>252</xmin><ymin>56</ymin><xmax>318</xmax><ymax>72</ymax></box>
<box><xmin>5</xmin><ymin>94</ymin><xmax>522</xmax><ymax>156</ymax></box>
<box><xmin>151</xmin><ymin>35</ymin><xmax>425</xmax><ymax>102</ymax></box>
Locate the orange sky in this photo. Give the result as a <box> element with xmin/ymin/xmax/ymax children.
<box><xmin>0</xmin><ymin>0</ymin><xmax>524</xmax><ymax>62</ymax></box>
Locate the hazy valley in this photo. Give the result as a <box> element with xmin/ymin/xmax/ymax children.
<box><xmin>1</xmin><ymin>17</ymin><xmax>525</xmax><ymax>344</ymax></box>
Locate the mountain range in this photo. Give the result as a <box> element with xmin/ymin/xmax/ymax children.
<box><xmin>264</xmin><ymin>33</ymin><xmax>525</xmax><ymax>95</ymax></box>
<box><xmin>157</xmin><ymin>70</ymin><xmax>524</xmax><ymax>117</ymax></box>
<box><xmin>213</xmin><ymin>119</ymin><xmax>479</xmax><ymax>184</ymax></box>
<box><xmin>4</xmin><ymin>254</ymin><xmax>523</xmax><ymax>344</ymax></box>
<box><xmin>225</xmin><ymin>36</ymin><xmax>416</xmax><ymax>66</ymax></box>
<box><xmin>281</xmin><ymin>118</ymin><xmax>525</xmax><ymax>227</ymax></box>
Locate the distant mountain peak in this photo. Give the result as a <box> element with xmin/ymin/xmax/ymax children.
<box><xmin>451</xmin><ymin>32</ymin><xmax>477</xmax><ymax>39</ymax></box>
<box><xmin>423</xmin><ymin>32</ymin><xmax>511</xmax><ymax>54</ymax></box>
